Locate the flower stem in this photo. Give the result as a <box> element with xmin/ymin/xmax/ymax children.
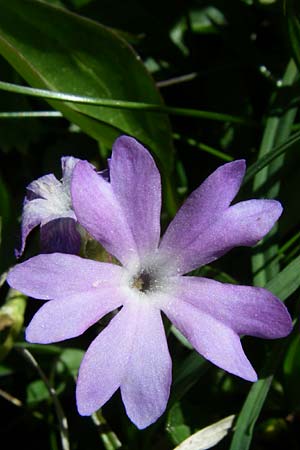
<box><xmin>91</xmin><ymin>410</ymin><xmax>122</xmax><ymax>450</ymax></box>
<box><xmin>0</xmin><ymin>80</ymin><xmax>257</xmax><ymax>126</ymax></box>
<box><xmin>16</xmin><ymin>347</ymin><xmax>70</xmax><ymax>450</ymax></box>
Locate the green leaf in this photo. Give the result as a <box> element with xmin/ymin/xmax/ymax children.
<box><xmin>229</xmin><ymin>255</ymin><xmax>300</xmax><ymax>450</ymax></box>
<box><xmin>166</xmin><ymin>402</ymin><xmax>191</xmax><ymax>445</ymax></box>
<box><xmin>285</xmin><ymin>0</ymin><xmax>300</xmax><ymax>73</ymax></box>
<box><xmin>56</xmin><ymin>348</ymin><xmax>84</xmax><ymax>377</ymax></box>
<box><xmin>26</xmin><ymin>379</ymin><xmax>51</xmax><ymax>405</ymax></box>
<box><xmin>265</xmin><ymin>254</ymin><xmax>300</xmax><ymax>300</ymax></box>
<box><xmin>0</xmin><ymin>289</ymin><xmax>26</xmax><ymax>360</ymax></box>
<box><xmin>243</xmin><ymin>130</ymin><xmax>300</xmax><ymax>185</ymax></box>
<box><xmin>251</xmin><ymin>59</ymin><xmax>298</xmax><ymax>286</ymax></box>
<box><xmin>170</xmin><ymin>352</ymin><xmax>208</xmax><ymax>406</ymax></box>
<box><xmin>0</xmin><ymin>0</ymin><xmax>174</xmax><ymax>175</ymax></box>
<box><xmin>229</xmin><ymin>339</ymin><xmax>290</xmax><ymax>450</ymax></box>
<box><xmin>283</xmin><ymin>332</ymin><xmax>300</xmax><ymax>410</ymax></box>
<box><xmin>0</xmin><ymin>362</ymin><xmax>13</xmax><ymax>376</ymax></box>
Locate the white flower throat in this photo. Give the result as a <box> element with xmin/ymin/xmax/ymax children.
<box><xmin>127</xmin><ymin>253</ymin><xmax>177</xmax><ymax>297</ymax></box>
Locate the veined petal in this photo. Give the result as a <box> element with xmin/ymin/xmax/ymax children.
<box><xmin>161</xmin><ymin>195</ymin><xmax>282</xmax><ymax>273</ymax></box>
<box><xmin>72</xmin><ymin>161</ymin><xmax>138</xmax><ymax>266</ymax></box>
<box><xmin>172</xmin><ymin>277</ymin><xmax>292</xmax><ymax>338</ymax></box>
<box><xmin>110</xmin><ymin>136</ymin><xmax>161</xmax><ymax>257</ymax></box>
<box><xmin>162</xmin><ymin>297</ymin><xmax>257</xmax><ymax>381</ymax></box>
<box><xmin>40</xmin><ymin>218</ymin><xmax>81</xmax><ymax>254</ymax></box>
<box><xmin>7</xmin><ymin>253</ymin><xmax>124</xmax><ymax>300</ymax></box>
<box><xmin>76</xmin><ymin>303</ymin><xmax>139</xmax><ymax>416</ymax></box>
<box><xmin>121</xmin><ymin>302</ymin><xmax>171</xmax><ymax>429</ymax></box>
<box><xmin>26</xmin><ymin>287</ymin><xmax>123</xmax><ymax>343</ymax></box>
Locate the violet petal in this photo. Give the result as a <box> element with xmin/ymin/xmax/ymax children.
<box><xmin>71</xmin><ymin>161</ymin><xmax>138</xmax><ymax>265</ymax></box>
<box><xmin>18</xmin><ymin>197</ymin><xmax>75</xmax><ymax>258</ymax></box>
<box><xmin>76</xmin><ymin>303</ymin><xmax>139</xmax><ymax>416</ymax></box>
<box><xmin>7</xmin><ymin>253</ymin><xmax>124</xmax><ymax>300</ymax></box>
<box><xmin>120</xmin><ymin>302</ymin><xmax>171</xmax><ymax>429</ymax></box>
<box><xmin>40</xmin><ymin>218</ymin><xmax>81</xmax><ymax>254</ymax></box>
<box><xmin>110</xmin><ymin>136</ymin><xmax>161</xmax><ymax>258</ymax></box>
<box><xmin>26</xmin><ymin>287</ymin><xmax>123</xmax><ymax>343</ymax></box>
<box><xmin>172</xmin><ymin>276</ymin><xmax>292</xmax><ymax>338</ymax></box>
<box><xmin>160</xmin><ymin>167</ymin><xmax>282</xmax><ymax>273</ymax></box>
<box><xmin>162</xmin><ymin>297</ymin><xmax>257</xmax><ymax>381</ymax></box>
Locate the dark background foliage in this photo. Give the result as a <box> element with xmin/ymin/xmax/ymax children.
<box><xmin>0</xmin><ymin>0</ymin><xmax>300</xmax><ymax>449</ymax></box>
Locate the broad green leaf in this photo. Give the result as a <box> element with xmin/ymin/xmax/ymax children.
<box><xmin>174</xmin><ymin>415</ymin><xmax>235</xmax><ymax>450</ymax></box>
<box><xmin>0</xmin><ymin>0</ymin><xmax>174</xmax><ymax>175</ymax></box>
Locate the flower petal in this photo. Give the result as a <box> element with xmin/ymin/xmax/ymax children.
<box><xmin>40</xmin><ymin>218</ymin><xmax>81</xmax><ymax>254</ymax></box>
<box><xmin>160</xmin><ymin>178</ymin><xmax>282</xmax><ymax>274</ymax></box>
<box><xmin>76</xmin><ymin>303</ymin><xmax>138</xmax><ymax>416</ymax></box>
<box><xmin>120</xmin><ymin>302</ymin><xmax>171</xmax><ymax>429</ymax></box>
<box><xmin>7</xmin><ymin>253</ymin><xmax>123</xmax><ymax>300</ymax></box>
<box><xmin>172</xmin><ymin>276</ymin><xmax>292</xmax><ymax>338</ymax></box>
<box><xmin>26</xmin><ymin>287</ymin><xmax>123</xmax><ymax>343</ymax></box>
<box><xmin>61</xmin><ymin>156</ymin><xmax>80</xmax><ymax>188</ymax></box>
<box><xmin>17</xmin><ymin>197</ymin><xmax>69</xmax><ymax>258</ymax></box>
<box><xmin>110</xmin><ymin>136</ymin><xmax>161</xmax><ymax>257</ymax></box>
<box><xmin>159</xmin><ymin>160</ymin><xmax>246</xmax><ymax>272</ymax></box>
<box><xmin>17</xmin><ymin>168</ymin><xmax>76</xmax><ymax>257</ymax></box>
<box><xmin>72</xmin><ymin>161</ymin><xmax>138</xmax><ymax>265</ymax></box>
<box><xmin>26</xmin><ymin>174</ymin><xmax>62</xmax><ymax>200</ymax></box>
<box><xmin>162</xmin><ymin>297</ymin><xmax>257</xmax><ymax>381</ymax></box>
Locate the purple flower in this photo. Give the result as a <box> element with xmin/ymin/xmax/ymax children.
<box><xmin>8</xmin><ymin>136</ymin><xmax>292</xmax><ymax>429</ymax></box>
<box><xmin>17</xmin><ymin>157</ymin><xmax>81</xmax><ymax>256</ymax></box>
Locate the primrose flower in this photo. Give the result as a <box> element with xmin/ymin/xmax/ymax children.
<box><xmin>17</xmin><ymin>157</ymin><xmax>81</xmax><ymax>256</ymax></box>
<box><xmin>8</xmin><ymin>136</ymin><xmax>292</xmax><ymax>429</ymax></box>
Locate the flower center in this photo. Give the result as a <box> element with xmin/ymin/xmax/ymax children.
<box><xmin>131</xmin><ymin>270</ymin><xmax>154</xmax><ymax>293</ymax></box>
